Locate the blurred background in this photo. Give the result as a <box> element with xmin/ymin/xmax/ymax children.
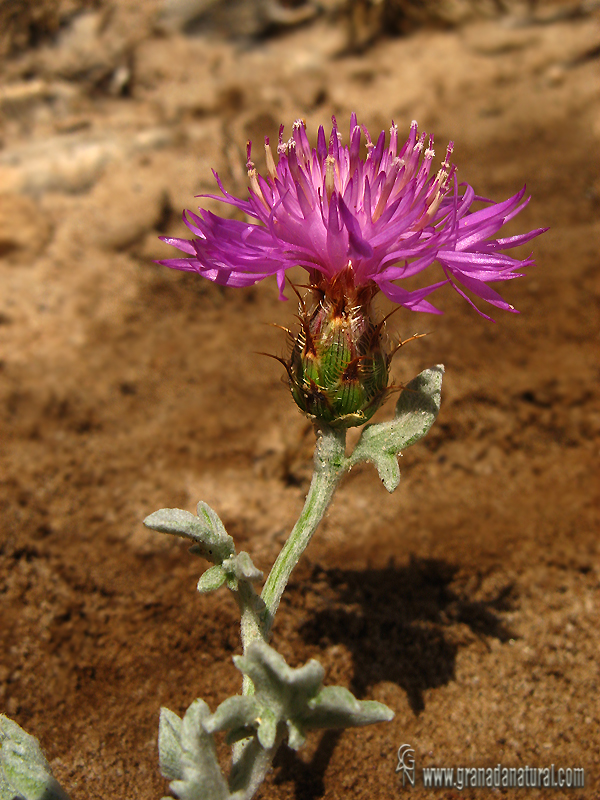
<box><xmin>1</xmin><ymin>1</ymin><xmax>599</xmax><ymax>799</ymax></box>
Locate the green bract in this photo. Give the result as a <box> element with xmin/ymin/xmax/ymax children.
<box><xmin>286</xmin><ymin>268</ymin><xmax>393</xmax><ymax>428</ymax></box>
<box><xmin>290</xmin><ymin>304</ymin><xmax>389</xmax><ymax>428</ymax></box>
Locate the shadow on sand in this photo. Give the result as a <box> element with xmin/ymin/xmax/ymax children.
<box><xmin>273</xmin><ymin>555</ymin><xmax>516</xmax><ymax>799</ymax></box>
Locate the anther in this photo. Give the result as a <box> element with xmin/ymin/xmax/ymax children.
<box><xmin>325</xmin><ymin>155</ymin><xmax>336</xmax><ymax>201</ymax></box>
<box><xmin>264</xmin><ymin>138</ymin><xmax>277</xmax><ymax>180</ymax></box>
<box><xmin>246</xmin><ymin>141</ymin><xmax>254</xmax><ymax>172</ymax></box>
<box><xmin>248</xmin><ymin>167</ymin><xmax>262</xmax><ymax>200</ymax></box>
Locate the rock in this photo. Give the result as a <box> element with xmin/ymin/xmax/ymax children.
<box><xmin>60</xmin><ymin>160</ymin><xmax>170</xmax><ymax>252</ymax></box>
<box><xmin>0</xmin><ymin>127</ymin><xmax>175</xmax><ymax>195</ymax></box>
<box><xmin>0</xmin><ymin>193</ymin><xmax>52</xmax><ymax>263</ymax></box>
<box><xmin>0</xmin><ymin>79</ymin><xmax>52</xmax><ymax>112</ymax></box>
<box><xmin>159</xmin><ymin>0</ymin><xmax>319</xmax><ymax>38</ymax></box>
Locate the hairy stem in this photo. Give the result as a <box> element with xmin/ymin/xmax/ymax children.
<box><xmin>236</xmin><ymin>581</ymin><xmax>264</xmax><ymax>696</ymax></box>
<box><xmin>232</xmin><ymin>426</ymin><xmax>348</xmax><ymax>777</ymax></box>
<box><xmin>259</xmin><ymin>425</ymin><xmax>347</xmax><ymax>641</ymax></box>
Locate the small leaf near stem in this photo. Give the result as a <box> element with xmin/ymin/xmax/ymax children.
<box><xmin>348</xmin><ymin>364</ymin><xmax>444</xmax><ymax>491</ymax></box>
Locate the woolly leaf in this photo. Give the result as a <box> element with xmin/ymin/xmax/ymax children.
<box><xmin>230</xmin><ymin>641</ymin><xmax>392</xmax><ymax>753</ymax></box>
<box><xmin>303</xmin><ymin>685</ymin><xmax>394</xmax><ymax>729</ymax></box>
<box><xmin>230</xmin><ymin>552</ymin><xmax>263</xmax><ymax>583</ymax></box>
<box><xmin>205</xmin><ymin>697</ymin><xmax>260</xmax><ymax>741</ymax></box>
<box><xmin>144</xmin><ymin>502</ymin><xmax>235</xmax><ymax>564</ymax></box>
<box><xmin>197</xmin><ymin>565</ymin><xmax>227</xmax><ymax>594</ymax></box>
<box><xmin>164</xmin><ymin>700</ymin><xmax>230</xmax><ymax>800</ymax></box>
<box><xmin>0</xmin><ymin>715</ymin><xmax>70</xmax><ymax>800</ymax></box>
<box><xmin>348</xmin><ymin>365</ymin><xmax>444</xmax><ymax>491</ymax></box>
<box><xmin>158</xmin><ymin>708</ymin><xmax>184</xmax><ymax>782</ymax></box>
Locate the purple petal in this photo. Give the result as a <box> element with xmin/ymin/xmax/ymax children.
<box><xmin>338</xmin><ymin>195</ymin><xmax>374</xmax><ymax>259</ymax></box>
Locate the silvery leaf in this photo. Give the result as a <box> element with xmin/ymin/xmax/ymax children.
<box><xmin>303</xmin><ymin>685</ymin><xmax>394</xmax><ymax>729</ymax></box>
<box><xmin>158</xmin><ymin>707</ymin><xmax>184</xmax><ymax>782</ymax></box>
<box><xmin>229</xmin><ymin>552</ymin><xmax>263</xmax><ymax>584</ymax></box>
<box><xmin>205</xmin><ymin>696</ymin><xmax>260</xmax><ymax>743</ymax></box>
<box><xmin>0</xmin><ymin>715</ymin><xmax>70</xmax><ymax>800</ymax></box>
<box><xmin>230</xmin><ymin>641</ymin><xmax>392</xmax><ymax>753</ymax></box>
<box><xmin>196</xmin><ymin>552</ymin><xmax>263</xmax><ymax>596</ymax></box>
<box><xmin>197</xmin><ymin>565</ymin><xmax>228</xmax><ymax>594</ymax></box>
<box><xmin>144</xmin><ymin>502</ymin><xmax>235</xmax><ymax>564</ymax></box>
<box><xmin>348</xmin><ymin>365</ymin><xmax>444</xmax><ymax>492</ymax></box>
<box><xmin>163</xmin><ymin>700</ymin><xmax>230</xmax><ymax>800</ymax></box>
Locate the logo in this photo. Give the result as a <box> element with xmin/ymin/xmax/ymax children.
<box><xmin>396</xmin><ymin>744</ymin><xmax>416</xmax><ymax>787</ymax></box>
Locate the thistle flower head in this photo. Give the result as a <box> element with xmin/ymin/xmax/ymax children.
<box><xmin>159</xmin><ymin>115</ymin><xmax>545</xmax><ymax>427</ymax></box>
<box><xmin>159</xmin><ymin>114</ymin><xmax>545</xmax><ymax>319</ymax></box>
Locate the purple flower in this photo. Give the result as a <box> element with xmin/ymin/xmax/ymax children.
<box><xmin>159</xmin><ymin>115</ymin><xmax>545</xmax><ymax>319</ymax></box>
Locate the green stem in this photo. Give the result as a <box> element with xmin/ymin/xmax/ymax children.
<box><xmin>259</xmin><ymin>425</ymin><xmax>347</xmax><ymax>641</ymax></box>
<box><xmin>236</xmin><ymin>582</ymin><xmax>264</xmax><ymax>696</ymax></box>
<box><xmin>237</xmin><ymin>583</ymin><xmax>264</xmax><ymax>649</ymax></box>
<box><xmin>234</xmin><ymin>425</ymin><xmax>347</xmax><ymax>705</ymax></box>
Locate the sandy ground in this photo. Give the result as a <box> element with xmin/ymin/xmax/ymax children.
<box><xmin>1</xmin><ymin>1</ymin><xmax>599</xmax><ymax>798</ymax></box>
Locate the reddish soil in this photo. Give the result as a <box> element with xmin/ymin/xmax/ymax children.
<box><xmin>1</xmin><ymin>2</ymin><xmax>599</xmax><ymax>799</ymax></box>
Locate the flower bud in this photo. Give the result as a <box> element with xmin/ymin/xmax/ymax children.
<box><xmin>287</xmin><ymin>269</ymin><xmax>391</xmax><ymax>428</ymax></box>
